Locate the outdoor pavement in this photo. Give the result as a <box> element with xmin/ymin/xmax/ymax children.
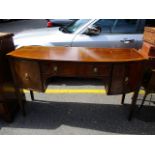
<box><xmin>0</xmin><ymin>19</ymin><xmax>155</xmax><ymax>135</ymax></box>
<box><xmin>0</xmin><ymin>78</ymin><xmax>155</xmax><ymax>135</ymax></box>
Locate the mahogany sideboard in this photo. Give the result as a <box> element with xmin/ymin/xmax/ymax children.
<box><xmin>7</xmin><ymin>46</ymin><xmax>147</xmax><ymax>120</ymax></box>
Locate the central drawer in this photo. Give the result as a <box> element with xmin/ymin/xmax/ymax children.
<box><xmin>40</xmin><ymin>61</ymin><xmax>111</xmax><ymax>78</ymax></box>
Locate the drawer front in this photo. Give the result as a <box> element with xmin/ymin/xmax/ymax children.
<box><xmin>106</xmin><ymin>64</ymin><xmax>126</xmax><ymax>95</ymax></box>
<box><xmin>106</xmin><ymin>62</ymin><xmax>143</xmax><ymax>95</ymax></box>
<box><xmin>40</xmin><ymin>61</ymin><xmax>111</xmax><ymax>78</ymax></box>
<box><xmin>40</xmin><ymin>62</ymin><xmax>78</xmax><ymax>77</ymax></box>
<box><xmin>12</xmin><ymin>59</ymin><xmax>43</xmax><ymax>91</ymax></box>
<box><xmin>80</xmin><ymin>63</ymin><xmax>111</xmax><ymax>77</ymax></box>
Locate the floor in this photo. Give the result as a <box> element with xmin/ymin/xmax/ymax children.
<box><xmin>0</xmin><ymin>78</ymin><xmax>155</xmax><ymax>135</ymax></box>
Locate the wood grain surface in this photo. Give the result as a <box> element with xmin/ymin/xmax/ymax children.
<box><xmin>8</xmin><ymin>46</ymin><xmax>146</xmax><ymax>62</ymax></box>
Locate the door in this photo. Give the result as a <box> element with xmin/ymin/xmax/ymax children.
<box><xmin>72</xmin><ymin>19</ymin><xmax>143</xmax><ymax>48</ymax></box>
<box><xmin>12</xmin><ymin>59</ymin><xmax>43</xmax><ymax>92</ymax></box>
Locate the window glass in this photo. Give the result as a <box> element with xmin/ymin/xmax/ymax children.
<box><xmin>65</xmin><ymin>19</ymin><xmax>90</xmax><ymax>33</ymax></box>
<box><xmin>112</xmin><ymin>19</ymin><xmax>138</xmax><ymax>33</ymax></box>
<box><xmin>94</xmin><ymin>19</ymin><xmax>115</xmax><ymax>33</ymax></box>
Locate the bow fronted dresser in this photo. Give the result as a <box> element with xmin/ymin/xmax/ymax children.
<box><xmin>7</xmin><ymin>46</ymin><xmax>147</xmax><ymax>120</ymax></box>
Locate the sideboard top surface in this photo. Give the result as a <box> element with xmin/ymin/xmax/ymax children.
<box><xmin>7</xmin><ymin>46</ymin><xmax>146</xmax><ymax>62</ymax></box>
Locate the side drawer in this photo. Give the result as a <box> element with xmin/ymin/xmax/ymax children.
<box><xmin>105</xmin><ymin>64</ymin><xmax>126</xmax><ymax>95</ymax></box>
<box><xmin>11</xmin><ymin>59</ymin><xmax>43</xmax><ymax>91</ymax></box>
<box><xmin>106</xmin><ymin>62</ymin><xmax>143</xmax><ymax>95</ymax></box>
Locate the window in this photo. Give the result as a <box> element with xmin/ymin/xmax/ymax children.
<box><xmin>65</xmin><ymin>19</ymin><xmax>90</xmax><ymax>33</ymax></box>
<box><xmin>94</xmin><ymin>19</ymin><xmax>139</xmax><ymax>34</ymax></box>
<box><xmin>94</xmin><ymin>19</ymin><xmax>115</xmax><ymax>33</ymax></box>
<box><xmin>112</xmin><ymin>19</ymin><xmax>138</xmax><ymax>33</ymax></box>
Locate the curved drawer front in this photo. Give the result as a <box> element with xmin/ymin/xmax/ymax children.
<box><xmin>105</xmin><ymin>62</ymin><xmax>144</xmax><ymax>95</ymax></box>
<box><xmin>40</xmin><ymin>61</ymin><xmax>111</xmax><ymax>78</ymax></box>
<box><xmin>11</xmin><ymin>59</ymin><xmax>43</xmax><ymax>91</ymax></box>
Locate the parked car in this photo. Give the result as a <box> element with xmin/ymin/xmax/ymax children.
<box><xmin>14</xmin><ymin>19</ymin><xmax>155</xmax><ymax>49</ymax></box>
<box><xmin>0</xmin><ymin>19</ymin><xmax>20</xmax><ymax>23</ymax></box>
<box><xmin>46</xmin><ymin>19</ymin><xmax>77</xmax><ymax>27</ymax></box>
<box><xmin>0</xmin><ymin>19</ymin><xmax>13</xmax><ymax>23</ymax></box>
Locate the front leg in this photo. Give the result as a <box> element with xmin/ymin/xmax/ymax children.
<box><xmin>121</xmin><ymin>93</ymin><xmax>126</xmax><ymax>105</ymax></box>
<box><xmin>128</xmin><ymin>89</ymin><xmax>139</xmax><ymax>121</ymax></box>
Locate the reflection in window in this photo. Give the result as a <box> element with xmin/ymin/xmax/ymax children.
<box><xmin>66</xmin><ymin>19</ymin><xmax>90</xmax><ymax>33</ymax></box>
<box><xmin>94</xmin><ymin>19</ymin><xmax>115</xmax><ymax>33</ymax></box>
<box><xmin>112</xmin><ymin>19</ymin><xmax>138</xmax><ymax>33</ymax></box>
<box><xmin>94</xmin><ymin>19</ymin><xmax>139</xmax><ymax>34</ymax></box>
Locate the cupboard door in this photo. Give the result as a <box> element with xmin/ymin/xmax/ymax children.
<box><xmin>11</xmin><ymin>59</ymin><xmax>43</xmax><ymax>91</ymax></box>
<box><xmin>106</xmin><ymin>62</ymin><xmax>144</xmax><ymax>95</ymax></box>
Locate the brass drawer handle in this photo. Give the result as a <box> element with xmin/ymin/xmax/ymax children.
<box><xmin>125</xmin><ymin>77</ymin><xmax>129</xmax><ymax>82</ymax></box>
<box><xmin>25</xmin><ymin>73</ymin><xmax>30</xmax><ymax>80</ymax></box>
<box><xmin>93</xmin><ymin>67</ymin><xmax>98</xmax><ymax>73</ymax></box>
<box><xmin>53</xmin><ymin>66</ymin><xmax>58</xmax><ymax>72</ymax></box>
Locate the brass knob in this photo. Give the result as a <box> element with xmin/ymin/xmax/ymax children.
<box><xmin>93</xmin><ymin>67</ymin><xmax>98</xmax><ymax>73</ymax></box>
<box><xmin>53</xmin><ymin>66</ymin><xmax>58</xmax><ymax>72</ymax></box>
<box><xmin>125</xmin><ymin>77</ymin><xmax>129</xmax><ymax>82</ymax></box>
<box><xmin>25</xmin><ymin>73</ymin><xmax>30</xmax><ymax>80</ymax></box>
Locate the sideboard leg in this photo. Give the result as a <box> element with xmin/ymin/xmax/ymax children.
<box><xmin>138</xmin><ymin>91</ymin><xmax>148</xmax><ymax>110</ymax></box>
<box><xmin>30</xmin><ymin>90</ymin><xmax>34</xmax><ymax>101</ymax></box>
<box><xmin>121</xmin><ymin>93</ymin><xmax>126</xmax><ymax>105</ymax></box>
<box><xmin>13</xmin><ymin>88</ymin><xmax>26</xmax><ymax>116</ymax></box>
<box><xmin>19</xmin><ymin>90</ymin><xmax>26</xmax><ymax>116</ymax></box>
<box><xmin>128</xmin><ymin>62</ymin><xmax>146</xmax><ymax>121</ymax></box>
<box><xmin>128</xmin><ymin>90</ymin><xmax>139</xmax><ymax>121</ymax></box>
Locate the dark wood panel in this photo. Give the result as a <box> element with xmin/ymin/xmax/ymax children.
<box><xmin>40</xmin><ymin>61</ymin><xmax>111</xmax><ymax>78</ymax></box>
<box><xmin>0</xmin><ymin>101</ymin><xmax>19</xmax><ymax>122</ymax></box>
<box><xmin>105</xmin><ymin>64</ymin><xmax>125</xmax><ymax>95</ymax></box>
<box><xmin>11</xmin><ymin>59</ymin><xmax>43</xmax><ymax>91</ymax></box>
<box><xmin>105</xmin><ymin>62</ymin><xmax>144</xmax><ymax>95</ymax></box>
